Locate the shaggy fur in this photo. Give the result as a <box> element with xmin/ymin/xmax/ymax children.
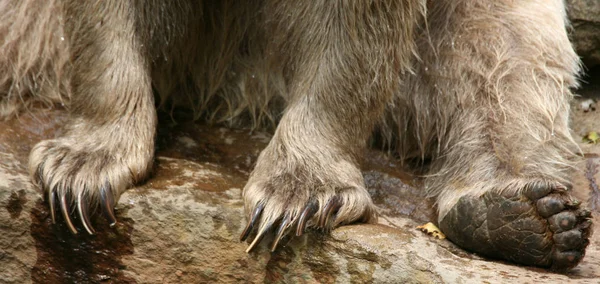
<box><xmin>0</xmin><ymin>0</ymin><xmax>589</xmax><ymax>269</ymax></box>
<box><xmin>393</xmin><ymin>0</ymin><xmax>581</xmax><ymax>219</ymax></box>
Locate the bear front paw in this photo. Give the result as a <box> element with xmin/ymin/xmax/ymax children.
<box><xmin>240</xmin><ymin>150</ymin><xmax>377</xmax><ymax>252</ymax></box>
<box><xmin>29</xmin><ymin>138</ymin><xmax>150</xmax><ymax>234</ymax></box>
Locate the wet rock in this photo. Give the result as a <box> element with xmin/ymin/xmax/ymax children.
<box><xmin>1</xmin><ymin>106</ymin><xmax>599</xmax><ymax>283</ymax></box>
<box><xmin>567</xmin><ymin>0</ymin><xmax>600</xmax><ymax>68</ymax></box>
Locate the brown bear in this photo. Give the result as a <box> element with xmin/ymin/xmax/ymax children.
<box><xmin>0</xmin><ymin>0</ymin><xmax>591</xmax><ymax>270</ymax></box>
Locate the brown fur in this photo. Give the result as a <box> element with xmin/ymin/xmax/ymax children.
<box><xmin>0</xmin><ymin>0</ymin><xmax>585</xmax><ymax>267</ymax></box>
<box><xmin>392</xmin><ymin>0</ymin><xmax>580</xmax><ymax>220</ymax></box>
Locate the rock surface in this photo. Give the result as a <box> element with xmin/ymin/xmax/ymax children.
<box><xmin>567</xmin><ymin>0</ymin><xmax>600</xmax><ymax>68</ymax></box>
<box><xmin>2</xmin><ymin>80</ymin><xmax>600</xmax><ymax>283</ymax></box>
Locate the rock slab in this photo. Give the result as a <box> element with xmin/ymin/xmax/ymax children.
<box><xmin>1</xmin><ymin>105</ymin><xmax>599</xmax><ymax>283</ymax></box>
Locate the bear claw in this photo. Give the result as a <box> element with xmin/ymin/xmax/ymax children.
<box><xmin>42</xmin><ymin>170</ymin><xmax>118</xmax><ymax>235</ymax></box>
<box><xmin>240</xmin><ymin>191</ymin><xmax>371</xmax><ymax>253</ymax></box>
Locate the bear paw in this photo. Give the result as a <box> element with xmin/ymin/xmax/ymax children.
<box><xmin>439</xmin><ymin>182</ymin><xmax>592</xmax><ymax>270</ymax></box>
<box><xmin>240</xmin><ymin>153</ymin><xmax>377</xmax><ymax>252</ymax></box>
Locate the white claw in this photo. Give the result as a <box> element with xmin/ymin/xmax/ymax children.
<box><xmin>60</xmin><ymin>194</ymin><xmax>78</xmax><ymax>234</ymax></box>
<box><xmin>246</xmin><ymin>225</ymin><xmax>269</xmax><ymax>253</ymax></box>
<box><xmin>78</xmin><ymin>190</ymin><xmax>95</xmax><ymax>235</ymax></box>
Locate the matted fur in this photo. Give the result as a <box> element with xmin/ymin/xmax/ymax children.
<box><xmin>388</xmin><ymin>0</ymin><xmax>581</xmax><ymax>219</ymax></box>
<box><xmin>0</xmin><ymin>0</ymin><xmax>70</xmax><ymax>117</ymax></box>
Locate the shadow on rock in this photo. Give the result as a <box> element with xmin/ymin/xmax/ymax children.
<box><xmin>30</xmin><ymin>198</ymin><xmax>136</xmax><ymax>283</ymax></box>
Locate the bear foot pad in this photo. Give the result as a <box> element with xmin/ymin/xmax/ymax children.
<box><xmin>439</xmin><ymin>183</ymin><xmax>592</xmax><ymax>270</ymax></box>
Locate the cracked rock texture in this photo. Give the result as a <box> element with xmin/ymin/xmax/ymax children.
<box><xmin>567</xmin><ymin>0</ymin><xmax>600</xmax><ymax>67</ymax></box>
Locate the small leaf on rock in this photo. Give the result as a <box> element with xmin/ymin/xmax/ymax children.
<box><xmin>582</xmin><ymin>131</ymin><xmax>600</xmax><ymax>144</ymax></box>
<box><xmin>416</xmin><ymin>222</ymin><xmax>446</xmax><ymax>239</ymax></box>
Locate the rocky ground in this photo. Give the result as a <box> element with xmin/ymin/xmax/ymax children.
<box><xmin>0</xmin><ymin>71</ymin><xmax>599</xmax><ymax>283</ymax></box>
<box><xmin>567</xmin><ymin>0</ymin><xmax>600</xmax><ymax>68</ymax></box>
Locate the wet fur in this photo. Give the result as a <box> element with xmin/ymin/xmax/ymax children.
<box><xmin>392</xmin><ymin>0</ymin><xmax>581</xmax><ymax>219</ymax></box>
<box><xmin>0</xmin><ymin>0</ymin><xmax>585</xmax><ymax>267</ymax></box>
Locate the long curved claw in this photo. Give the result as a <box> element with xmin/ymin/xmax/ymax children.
<box><xmin>49</xmin><ymin>190</ymin><xmax>57</xmax><ymax>224</ymax></box>
<box><xmin>240</xmin><ymin>203</ymin><xmax>264</xmax><ymax>242</ymax></box>
<box><xmin>77</xmin><ymin>190</ymin><xmax>95</xmax><ymax>235</ymax></box>
<box><xmin>60</xmin><ymin>193</ymin><xmax>78</xmax><ymax>234</ymax></box>
<box><xmin>100</xmin><ymin>183</ymin><xmax>117</xmax><ymax>226</ymax></box>
<box><xmin>296</xmin><ymin>201</ymin><xmax>318</xmax><ymax>236</ymax></box>
<box><xmin>319</xmin><ymin>196</ymin><xmax>342</xmax><ymax>228</ymax></box>
<box><xmin>246</xmin><ymin>221</ymin><xmax>273</xmax><ymax>253</ymax></box>
<box><xmin>271</xmin><ymin>215</ymin><xmax>291</xmax><ymax>252</ymax></box>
